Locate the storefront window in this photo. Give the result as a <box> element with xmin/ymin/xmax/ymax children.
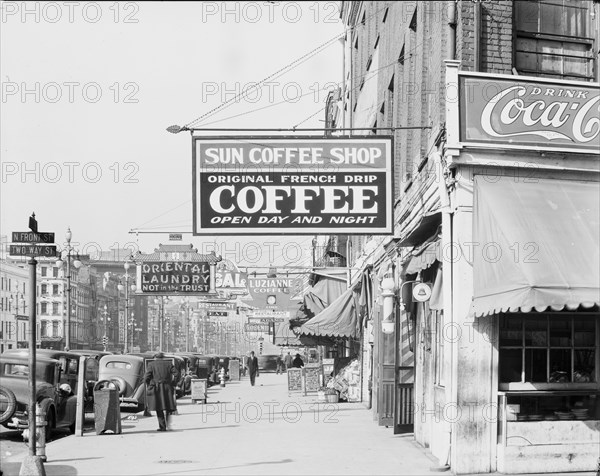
<box><xmin>499</xmin><ymin>313</ymin><xmax>598</xmax><ymax>385</ymax></box>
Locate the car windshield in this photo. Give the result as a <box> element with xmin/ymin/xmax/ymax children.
<box><xmin>2</xmin><ymin>362</ymin><xmax>54</xmax><ymax>381</ymax></box>
<box><xmin>105</xmin><ymin>361</ymin><xmax>132</xmax><ymax>369</ymax></box>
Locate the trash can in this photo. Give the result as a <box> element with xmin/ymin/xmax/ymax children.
<box><xmin>93</xmin><ymin>386</ymin><xmax>122</xmax><ymax>435</ymax></box>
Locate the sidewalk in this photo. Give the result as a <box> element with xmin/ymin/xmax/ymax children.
<box><xmin>3</xmin><ymin>372</ymin><xmax>442</xmax><ymax>476</ymax></box>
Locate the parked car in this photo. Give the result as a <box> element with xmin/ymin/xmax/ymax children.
<box><xmin>257</xmin><ymin>354</ymin><xmax>280</xmax><ymax>372</ymax></box>
<box><xmin>0</xmin><ymin>354</ymin><xmax>78</xmax><ymax>438</ymax></box>
<box><xmin>195</xmin><ymin>355</ymin><xmax>216</xmax><ymax>381</ymax></box>
<box><xmin>96</xmin><ymin>354</ymin><xmax>147</xmax><ymax>412</ymax></box>
<box><xmin>3</xmin><ymin>349</ymin><xmax>82</xmax><ymax>391</ymax></box>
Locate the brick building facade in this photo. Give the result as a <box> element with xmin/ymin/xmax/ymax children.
<box><xmin>330</xmin><ymin>1</ymin><xmax>600</xmax><ymax>473</ymax></box>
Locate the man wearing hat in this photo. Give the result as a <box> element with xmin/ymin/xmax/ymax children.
<box><xmin>144</xmin><ymin>352</ymin><xmax>178</xmax><ymax>431</ymax></box>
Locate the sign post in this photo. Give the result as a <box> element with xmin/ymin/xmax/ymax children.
<box><xmin>10</xmin><ymin>213</ymin><xmax>49</xmax><ymax>475</ymax></box>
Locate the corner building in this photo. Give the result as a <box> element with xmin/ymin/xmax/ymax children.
<box><xmin>334</xmin><ymin>1</ymin><xmax>600</xmax><ymax>473</ymax></box>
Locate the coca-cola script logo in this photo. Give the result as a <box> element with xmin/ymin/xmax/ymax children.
<box><xmin>461</xmin><ymin>77</ymin><xmax>600</xmax><ymax>151</ymax></box>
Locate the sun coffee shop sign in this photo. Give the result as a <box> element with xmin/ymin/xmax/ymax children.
<box><xmin>459</xmin><ymin>72</ymin><xmax>600</xmax><ymax>153</ymax></box>
<box><xmin>192</xmin><ymin>137</ymin><xmax>393</xmax><ymax>235</ymax></box>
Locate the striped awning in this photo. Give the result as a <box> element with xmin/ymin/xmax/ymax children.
<box><xmin>472</xmin><ymin>177</ymin><xmax>600</xmax><ymax>316</ymax></box>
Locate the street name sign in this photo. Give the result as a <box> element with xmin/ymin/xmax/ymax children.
<box><xmin>12</xmin><ymin>231</ymin><xmax>55</xmax><ymax>243</ymax></box>
<box><xmin>9</xmin><ymin>244</ymin><xmax>57</xmax><ymax>257</ymax></box>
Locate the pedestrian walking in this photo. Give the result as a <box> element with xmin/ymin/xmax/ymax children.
<box><xmin>144</xmin><ymin>352</ymin><xmax>178</xmax><ymax>431</ymax></box>
<box><xmin>276</xmin><ymin>354</ymin><xmax>284</xmax><ymax>374</ymax></box>
<box><xmin>292</xmin><ymin>353</ymin><xmax>304</xmax><ymax>368</ymax></box>
<box><xmin>246</xmin><ymin>351</ymin><xmax>259</xmax><ymax>386</ymax></box>
<box><xmin>284</xmin><ymin>351</ymin><xmax>293</xmax><ymax>370</ymax></box>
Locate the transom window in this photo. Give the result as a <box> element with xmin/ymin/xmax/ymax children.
<box><xmin>514</xmin><ymin>0</ymin><xmax>596</xmax><ymax>81</ymax></box>
<box><xmin>499</xmin><ymin>314</ymin><xmax>598</xmax><ymax>385</ymax></box>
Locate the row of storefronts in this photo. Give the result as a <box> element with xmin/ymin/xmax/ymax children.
<box><xmin>291</xmin><ymin>2</ymin><xmax>599</xmax><ymax>473</ymax></box>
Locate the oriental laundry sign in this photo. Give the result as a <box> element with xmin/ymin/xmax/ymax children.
<box><xmin>459</xmin><ymin>73</ymin><xmax>600</xmax><ymax>152</ymax></box>
<box><xmin>139</xmin><ymin>262</ymin><xmax>210</xmax><ymax>294</ymax></box>
<box><xmin>192</xmin><ymin>137</ymin><xmax>393</xmax><ymax>235</ymax></box>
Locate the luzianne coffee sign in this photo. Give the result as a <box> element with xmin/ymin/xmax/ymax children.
<box><xmin>459</xmin><ymin>73</ymin><xmax>600</xmax><ymax>152</ymax></box>
<box><xmin>139</xmin><ymin>261</ymin><xmax>210</xmax><ymax>294</ymax></box>
<box><xmin>193</xmin><ymin>137</ymin><xmax>393</xmax><ymax>235</ymax></box>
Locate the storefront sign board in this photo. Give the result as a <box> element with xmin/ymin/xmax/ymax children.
<box><xmin>304</xmin><ymin>364</ymin><xmax>321</xmax><ymax>394</ymax></box>
<box><xmin>137</xmin><ymin>261</ymin><xmax>211</xmax><ymax>295</ymax></box>
<box><xmin>193</xmin><ymin>137</ymin><xmax>393</xmax><ymax>235</ymax></box>
<box><xmin>287</xmin><ymin>368</ymin><xmax>303</xmax><ymax>392</ymax></box>
<box><xmin>459</xmin><ymin>73</ymin><xmax>600</xmax><ymax>153</ymax></box>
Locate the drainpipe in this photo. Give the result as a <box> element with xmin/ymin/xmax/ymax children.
<box><xmin>447</xmin><ymin>1</ymin><xmax>457</xmax><ymax>61</ymax></box>
<box><xmin>432</xmin><ymin>151</ymin><xmax>453</xmax><ymax>472</ymax></box>
<box><xmin>474</xmin><ymin>1</ymin><xmax>481</xmax><ymax>71</ymax></box>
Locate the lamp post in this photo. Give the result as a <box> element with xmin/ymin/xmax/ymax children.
<box><xmin>165</xmin><ymin>317</ymin><xmax>171</xmax><ymax>353</ymax></box>
<box><xmin>56</xmin><ymin>228</ymin><xmax>81</xmax><ymax>351</ymax></box>
<box><xmin>101</xmin><ymin>304</ymin><xmax>111</xmax><ymax>351</ymax></box>
<box><xmin>129</xmin><ymin>313</ymin><xmax>136</xmax><ymax>351</ymax></box>
<box><xmin>155</xmin><ymin>297</ymin><xmax>165</xmax><ymax>352</ymax></box>
<box><xmin>180</xmin><ymin>298</ymin><xmax>190</xmax><ymax>352</ymax></box>
<box><xmin>123</xmin><ymin>261</ymin><xmax>130</xmax><ymax>353</ymax></box>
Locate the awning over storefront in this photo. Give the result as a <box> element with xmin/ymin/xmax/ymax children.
<box><xmin>297</xmin><ymin>287</ymin><xmax>359</xmax><ymax>338</ymax></box>
<box><xmin>398</xmin><ymin>211</ymin><xmax>442</xmax><ymax>247</ymax></box>
<box><xmin>289</xmin><ymin>272</ymin><xmax>347</xmax><ymax>328</ymax></box>
<box><xmin>274</xmin><ymin>319</ymin><xmax>304</xmax><ymax>347</ymax></box>
<box><xmin>472</xmin><ymin>176</ymin><xmax>600</xmax><ymax>317</ymax></box>
<box><xmin>401</xmin><ymin>236</ymin><xmax>442</xmax><ymax>277</ymax></box>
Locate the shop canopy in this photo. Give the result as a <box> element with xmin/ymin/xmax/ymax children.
<box><xmin>289</xmin><ymin>272</ymin><xmax>347</xmax><ymax>328</ymax></box>
<box><xmin>472</xmin><ymin>176</ymin><xmax>600</xmax><ymax>317</ymax></box>
<box><xmin>297</xmin><ymin>287</ymin><xmax>359</xmax><ymax>339</ymax></box>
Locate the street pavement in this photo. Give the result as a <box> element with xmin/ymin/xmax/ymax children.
<box><xmin>3</xmin><ymin>373</ymin><xmax>597</xmax><ymax>476</ymax></box>
<box><xmin>2</xmin><ymin>372</ymin><xmax>442</xmax><ymax>476</ymax></box>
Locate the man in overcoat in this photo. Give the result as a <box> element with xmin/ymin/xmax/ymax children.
<box><xmin>246</xmin><ymin>351</ymin><xmax>259</xmax><ymax>386</ymax></box>
<box><xmin>144</xmin><ymin>352</ymin><xmax>178</xmax><ymax>431</ymax></box>
<box><xmin>284</xmin><ymin>351</ymin><xmax>293</xmax><ymax>370</ymax></box>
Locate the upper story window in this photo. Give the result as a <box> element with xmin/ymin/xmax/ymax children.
<box><xmin>515</xmin><ymin>0</ymin><xmax>596</xmax><ymax>81</ymax></box>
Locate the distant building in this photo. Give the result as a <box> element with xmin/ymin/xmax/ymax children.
<box><xmin>0</xmin><ymin>261</ymin><xmax>31</xmax><ymax>351</ymax></box>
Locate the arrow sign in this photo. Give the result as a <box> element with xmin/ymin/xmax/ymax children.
<box><xmin>12</xmin><ymin>231</ymin><xmax>55</xmax><ymax>244</ymax></box>
<box><xmin>9</xmin><ymin>244</ymin><xmax>57</xmax><ymax>258</ymax></box>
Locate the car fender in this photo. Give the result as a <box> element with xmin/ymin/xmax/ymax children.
<box><xmin>38</xmin><ymin>398</ymin><xmax>56</xmax><ymax>428</ymax></box>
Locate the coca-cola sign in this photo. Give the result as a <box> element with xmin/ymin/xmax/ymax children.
<box><xmin>459</xmin><ymin>74</ymin><xmax>600</xmax><ymax>152</ymax></box>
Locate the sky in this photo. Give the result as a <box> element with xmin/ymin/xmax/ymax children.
<box><xmin>0</xmin><ymin>1</ymin><xmax>344</xmax><ymax>270</ymax></box>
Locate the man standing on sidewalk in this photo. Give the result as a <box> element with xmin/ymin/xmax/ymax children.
<box><xmin>284</xmin><ymin>351</ymin><xmax>293</xmax><ymax>371</ymax></box>
<box><xmin>145</xmin><ymin>352</ymin><xmax>178</xmax><ymax>431</ymax></box>
<box><xmin>246</xmin><ymin>351</ymin><xmax>259</xmax><ymax>386</ymax></box>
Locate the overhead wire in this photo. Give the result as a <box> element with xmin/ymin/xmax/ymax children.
<box><xmin>184</xmin><ymin>3</ymin><xmax>391</xmax><ymax>128</ymax></box>
<box><xmin>197</xmin><ymin>42</ymin><xmax>423</xmax><ymax>130</ymax></box>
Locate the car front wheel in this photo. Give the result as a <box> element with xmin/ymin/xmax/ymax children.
<box><xmin>0</xmin><ymin>386</ymin><xmax>17</xmax><ymax>424</ymax></box>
